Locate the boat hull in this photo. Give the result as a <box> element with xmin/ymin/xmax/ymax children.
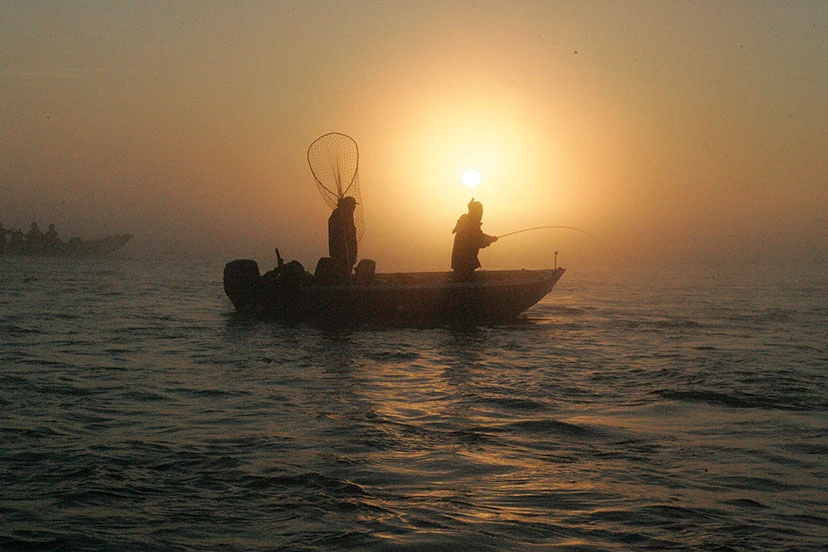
<box><xmin>1</xmin><ymin>234</ymin><xmax>132</xmax><ymax>257</ymax></box>
<box><xmin>224</xmin><ymin>260</ymin><xmax>565</xmax><ymax>326</ymax></box>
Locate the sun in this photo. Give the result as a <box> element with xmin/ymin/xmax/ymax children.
<box><xmin>462</xmin><ymin>169</ymin><xmax>481</xmax><ymax>188</ymax></box>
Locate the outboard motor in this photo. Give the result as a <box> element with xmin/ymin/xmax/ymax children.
<box><xmin>223</xmin><ymin>259</ymin><xmax>262</xmax><ymax>312</ymax></box>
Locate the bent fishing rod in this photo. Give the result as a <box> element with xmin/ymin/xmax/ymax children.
<box><xmin>497</xmin><ymin>225</ymin><xmax>597</xmax><ymax>240</ymax></box>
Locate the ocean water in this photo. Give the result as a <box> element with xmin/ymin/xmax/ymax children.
<box><xmin>1</xmin><ymin>256</ymin><xmax>826</xmax><ymax>551</ymax></box>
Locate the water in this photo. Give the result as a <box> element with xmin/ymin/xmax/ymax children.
<box><xmin>2</xmin><ymin>256</ymin><xmax>826</xmax><ymax>551</ymax></box>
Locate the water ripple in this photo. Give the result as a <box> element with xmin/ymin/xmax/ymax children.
<box><xmin>1</xmin><ymin>259</ymin><xmax>826</xmax><ymax>550</ymax></box>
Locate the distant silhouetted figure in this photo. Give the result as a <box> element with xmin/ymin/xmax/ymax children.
<box><xmin>44</xmin><ymin>224</ymin><xmax>61</xmax><ymax>250</ymax></box>
<box><xmin>26</xmin><ymin>222</ymin><xmax>43</xmax><ymax>246</ymax></box>
<box><xmin>328</xmin><ymin>196</ymin><xmax>358</xmax><ymax>283</ymax></box>
<box><xmin>451</xmin><ymin>198</ymin><xmax>497</xmax><ymax>281</ymax></box>
<box><xmin>10</xmin><ymin>229</ymin><xmax>24</xmax><ymax>246</ymax></box>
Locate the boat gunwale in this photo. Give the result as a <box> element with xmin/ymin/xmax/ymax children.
<box><xmin>299</xmin><ymin>268</ymin><xmax>565</xmax><ymax>292</ymax></box>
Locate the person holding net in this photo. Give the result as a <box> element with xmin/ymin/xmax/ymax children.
<box><xmin>308</xmin><ymin>132</ymin><xmax>365</xmax><ymax>284</ymax></box>
<box><xmin>328</xmin><ymin>196</ymin><xmax>358</xmax><ymax>282</ymax></box>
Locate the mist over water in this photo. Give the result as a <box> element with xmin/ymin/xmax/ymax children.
<box><xmin>1</xmin><ymin>257</ymin><xmax>826</xmax><ymax>550</ymax></box>
<box><xmin>4</xmin><ymin>2</ymin><xmax>828</xmax><ymax>273</ymax></box>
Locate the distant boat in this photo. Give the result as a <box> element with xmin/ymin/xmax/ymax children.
<box><xmin>0</xmin><ymin>234</ymin><xmax>133</xmax><ymax>257</ymax></box>
<box><xmin>224</xmin><ymin>259</ymin><xmax>565</xmax><ymax>326</ymax></box>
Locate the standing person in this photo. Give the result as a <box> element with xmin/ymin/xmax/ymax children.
<box><xmin>44</xmin><ymin>224</ymin><xmax>61</xmax><ymax>250</ymax></box>
<box><xmin>328</xmin><ymin>196</ymin><xmax>358</xmax><ymax>283</ymax></box>
<box><xmin>26</xmin><ymin>222</ymin><xmax>43</xmax><ymax>248</ymax></box>
<box><xmin>9</xmin><ymin>228</ymin><xmax>24</xmax><ymax>248</ymax></box>
<box><xmin>451</xmin><ymin>198</ymin><xmax>497</xmax><ymax>281</ymax></box>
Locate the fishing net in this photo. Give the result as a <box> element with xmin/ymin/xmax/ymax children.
<box><xmin>307</xmin><ymin>132</ymin><xmax>364</xmax><ymax>240</ymax></box>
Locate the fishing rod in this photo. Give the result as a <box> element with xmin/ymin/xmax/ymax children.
<box><xmin>497</xmin><ymin>225</ymin><xmax>597</xmax><ymax>240</ymax></box>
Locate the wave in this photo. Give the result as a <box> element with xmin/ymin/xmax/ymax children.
<box><xmin>654</xmin><ymin>389</ymin><xmax>809</xmax><ymax>411</ymax></box>
<box><xmin>501</xmin><ymin>418</ymin><xmax>597</xmax><ymax>438</ymax></box>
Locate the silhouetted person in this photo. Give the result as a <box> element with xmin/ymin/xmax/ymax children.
<box><xmin>328</xmin><ymin>196</ymin><xmax>358</xmax><ymax>283</ymax></box>
<box><xmin>10</xmin><ymin>229</ymin><xmax>24</xmax><ymax>246</ymax></box>
<box><xmin>44</xmin><ymin>224</ymin><xmax>61</xmax><ymax>250</ymax></box>
<box><xmin>451</xmin><ymin>198</ymin><xmax>497</xmax><ymax>281</ymax></box>
<box><xmin>27</xmin><ymin>222</ymin><xmax>43</xmax><ymax>247</ymax></box>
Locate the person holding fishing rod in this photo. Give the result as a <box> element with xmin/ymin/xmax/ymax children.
<box><xmin>451</xmin><ymin>197</ymin><xmax>597</xmax><ymax>281</ymax></box>
<box><xmin>451</xmin><ymin>198</ymin><xmax>498</xmax><ymax>282</ymax></box>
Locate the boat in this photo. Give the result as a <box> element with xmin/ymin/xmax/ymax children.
<box><xmin>224</xmin><ymin>258</ymin><xmax>565</xmax><ymax>326</ymax></box>
<box><xmin>0</xmin><ymin>234</ymin><xmax>133</xmax><ymax>257</ymax></box>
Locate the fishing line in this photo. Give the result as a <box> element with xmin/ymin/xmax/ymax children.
<box><xmin>497</xmin><ymin>225</ymin><xmax>597</xmax><ymax>240</ymax></box>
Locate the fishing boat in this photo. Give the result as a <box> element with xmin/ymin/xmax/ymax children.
<box><xmin>0</xmin><ymin>234</ymin><xmax>133</xmax><ymax>257</ymax></box>
<box><xmin>224</xmin><ymin>258</ymin><xmax>565</xmax><ymax>326</ymax></box>
<box><xmin>224</xmin><ymin>133</ymin><xmax>570</xmax><ymax>326</ymax></box>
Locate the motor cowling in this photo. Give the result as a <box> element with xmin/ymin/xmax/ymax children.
<box><xmin>223</xmin><ymin>259</ymin><xmax>262</xmax><ymax>312</ymax></box>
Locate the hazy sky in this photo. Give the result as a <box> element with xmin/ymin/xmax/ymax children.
<box><xmin>2</xmin><ymin>1</ymin><xmax>826</xmax><ymax>270</ymax></box>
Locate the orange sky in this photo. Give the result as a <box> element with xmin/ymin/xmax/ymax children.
<box><xmin>2</xmin><ymin>2</ymin><xmax>826</xmax><ymax>271</ymax></box>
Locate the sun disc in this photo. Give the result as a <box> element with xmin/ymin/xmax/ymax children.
<box><xmin>462</xmin><ymin>169</ymin><xmax>481</xmax><ymax>187</ymax></box>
